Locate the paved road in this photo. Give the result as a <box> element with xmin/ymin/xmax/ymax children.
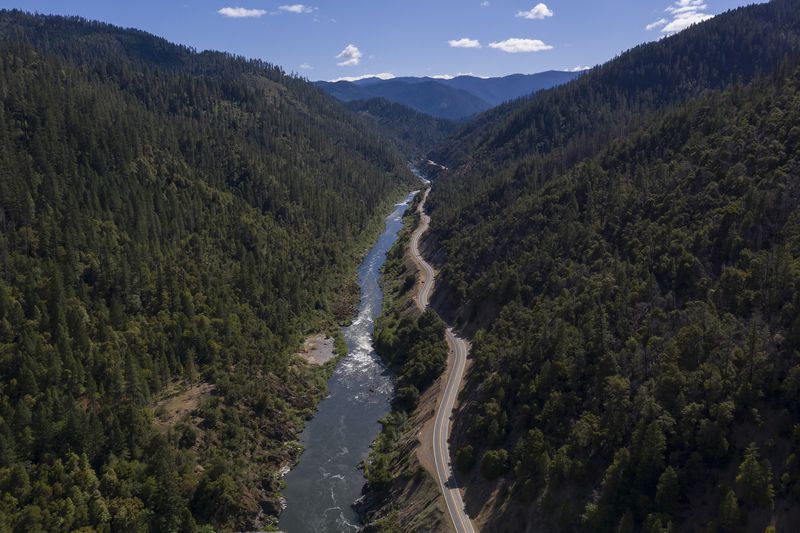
<box><xmin>410</xmin><ymin>189</ymin><xmax>434</xmax><ymax>309</ymax></box>
<box><xmin>409</xmin><ymin>187</ymin><xmax>476</xmax><ymax>533</ymax></box>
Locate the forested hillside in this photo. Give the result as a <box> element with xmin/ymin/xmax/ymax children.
<box><xmin>346</xmin><ymin>98</ymin><xmax>456</xmax><ymax>160</ymax></box>
<box><xmin>419</xmin><ymin>0</ymin><xmax>800</xmax><ymax>531</ymax></box>
<box><xmin>452</xmin><ymin>65</ymin><xmax>800</xmax><ymax>533</ymax></box>
<box><xmin>428</xmin><ymin>0</ymin><xmax>800</xmax><ymax>226</ymax></box>
<box><xmin>0</xmin><ymin>10</ymin><xmax>413</xmax><ymax>532</ymax></box>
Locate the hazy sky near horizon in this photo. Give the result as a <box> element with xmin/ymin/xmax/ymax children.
<box><xmin>1</xmin><ymin>1</ymin><xmax>765</xmax><ymax>80</ymax></box>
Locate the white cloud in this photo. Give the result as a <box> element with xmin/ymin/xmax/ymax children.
<box><xmin>299</xmin><ymin>63</ymin><xmax>313</xmax><ymax>70</ymax></box>
<box><xmin>516</xmin><ymin>3</ymin><xmax>553</xmax><ymax>20</ymax></box>
<box><xmin>646</xmin><ymin>18</ymin><xmax>668</xmax><ymax>30</ymax></box>
<box><xmin>667</xmin><ymin>0</ymin><xmax>707</xmax><ymax>14</ymax></box>
<box><xmin>448</xmin><ymin>38</ymin><xmax>481</xmax><ymax>49</ymax></box>
<box><xmin>330</xmin><ymin>72</ymin><xmax>395</xmax><ymax>82</ymax></box>
<box><xmin>662</xmin><ymin>11</ymin><xmax>713</xmax><ymax>32</ymax></box>
<box><xmin>218</xmin><ymin>6</ymin><xmax>267</xmax><ymax>18</ymax></box>
<box><xmin>336</xmin><ymin>44</ymin><xmax>362</xmax><ymax>66</ymax></box>
<box><xmin>481</xmin><ymin>1</ymin><xmax>490</xmax><ymax>5</ymax></box>
<box><xmin>279</xmin><ymin>4</ymin><xmax>315</xmax><ymax>13</ymax></box>
<box><xmin>489</xmin><ymin>38</ymin><xmax>553</xmax><ymax>53</ymax></box>
<box><xmin>647</xmin><ymin>0</ymin><xmax>714</xmax><ymax>34</ymax></box>
<box><xmin>567</xmin><ymin>65</ymin><xmax>591</xmax><ymax>72</ymax></box>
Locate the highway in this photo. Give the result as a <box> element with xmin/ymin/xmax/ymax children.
<box><xmin>409</xmin><ymin>187</ymin><xmax>476</xmax><ymax>533</ymax></box>
<box><xmin>410</xmin><ymin>189</ymin><xmax>434</xmax><ymax>309</ymax></box>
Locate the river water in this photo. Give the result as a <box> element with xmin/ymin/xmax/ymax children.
<box><xmin>278</xmin><ymin>191</ymin><xmax>417</xmax><ymax>533</ymax></box>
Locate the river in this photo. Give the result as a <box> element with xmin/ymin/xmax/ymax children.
<box><xmin>278</xmin><ymin>191</ymin><xmax>417</xmax><ymax>533</ymax></box>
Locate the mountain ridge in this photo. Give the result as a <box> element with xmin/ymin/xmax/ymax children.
<box><xmin>408</xmin><ymin>0</ymin><xmax>800</xmax><ymax>530</ymax></box>
<box><xmin>0</xmin><ymin>9</ymin><xmax>414</xmax><ymax>532</ymax></box>
<box><xmin>316</xmin><ymin>70</ymin><xmax>580</xmax><ymax>119</ymax></box>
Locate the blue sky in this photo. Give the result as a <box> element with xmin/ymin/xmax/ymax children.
<box><xmin>1</xmin><ymin>1</ymin><xmax>763</xmax><ymax>80</ymax></box>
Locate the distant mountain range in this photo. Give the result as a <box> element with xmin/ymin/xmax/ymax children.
<box><xmin>315</xmin><ymin>71</ymin><xmax>581</xmax><ymax>120</ymax></box>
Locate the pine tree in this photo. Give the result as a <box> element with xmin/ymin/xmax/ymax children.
<box><xmin>736</xmin><ymin>443</ymin><xmax>774</xmax><ymax>508</ymax></box>
<box><xmin>655</xmin><ymin>466</ymin><xmax>680</xmax><ymax>515</ymax></box>
<box><xmin>718</xmin><ymin>487</ymin><xmax>740</xmax><ymax>532</ymax></box>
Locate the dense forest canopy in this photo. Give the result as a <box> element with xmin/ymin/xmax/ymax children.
<box><xmin>0</xmin><ymin>10</ymin><xmax>414</xmax><ymax>532</ymax></box>
<box><xmin>345</xmin><ymin>98</ymin><xmax>457</xmax><ymax>161</ymax></box>
<box><xmin>6</xmin><ymin>0</ymin><xmax>800</xmax><ymax>531</ymax></box>
<box><xmin>451</xmin><ymin>67</ymin><xmax>800</xmax><ymax>532</ymax></box>
<box><xmin>428</xmin><ymin>0</ymin><xmax>800</xmax><ymax>234</ymax></box>
<box><xmin>419</xmin><ymin>0</ymin><xmax>800</xmax><ymax>531</ymax></box>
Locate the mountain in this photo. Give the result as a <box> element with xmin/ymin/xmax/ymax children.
<box><xmin>435</xmin><ymin>71</ymin><xmax>582</xmax><ymax>106</ymax></box>
<box><xmin>0</xmin><ymin>10</ymin><xmax>414</xmax><ymax>532</ymax></box>
<box><xmin>409</xmin><ymin>0</ymin><xmax>800</xmax><ymax>531</ymax></box>
<box><xmin>345</xmin><ymin>98</ymin><xmax>457</xmax><ymax>159</ymax></box>
<box><xmin>316</xmin><ymin>71</ymin><xmax>580</xmax><ymax>120</ymax></box>
<box><xmin>318</xmin><ymin>78</ymin><xmax>490</xmax><ymax>120</ymax></box>
<box><xmin>428</xmin><ymin>0</ymin><xmax>800</xmax><ymax>230</ymax></box>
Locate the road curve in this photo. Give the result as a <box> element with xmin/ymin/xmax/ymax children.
<box><xmin>410</xmin><ymin>189</ymin><xmax>434</xmax><ymax>309</ymax></box>
<box><xmin>409</xmin><ymin>187</ymin><xmax>476</xmax><ymax>533</ymax></box>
